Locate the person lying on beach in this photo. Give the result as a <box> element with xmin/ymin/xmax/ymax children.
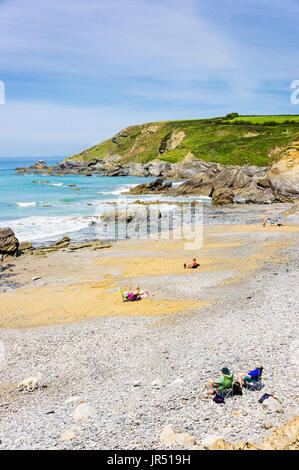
<box><xmin>207</xmin><ymin>367</ymin><xmax>233</xmax><ymax>395</ymax></box>
<box><xmin>184</xmin><ymin>258</ymin><xmax>200</xmax><ymax>269</ymax></box>
<box><xmin>129</xmin><ymin>287</ymin><xmax>140</xmax><ymax>301</ymax></box>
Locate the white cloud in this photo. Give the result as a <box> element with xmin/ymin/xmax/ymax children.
<box><xmin>0</xmin><ymin>0</ymin><xmax>234</xmax><ymax>79</ymax></box>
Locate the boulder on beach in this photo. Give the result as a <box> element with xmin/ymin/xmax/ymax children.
<box><xmin>212</xmin><ymin>188</ymin><xmax>235</xmax><ymax>205</ymax></box>
<box><xmin>101</xmin><ymin>206</ymin><xmax>161</xmax><ymax>224</ymax></box>
<box><xmin>175</xmin><ymin>176</ymin><xmax>213</xmax><ymax>196</ymax></box>
<box><xmin>126</xmin><ymin>178</ymin><xmax>173</xmax><ymax>195</ymax></box>
<box><xmin>0</xmin><ymin>228</ymin><xmax>19</xmax><ymax>256</ymax></box>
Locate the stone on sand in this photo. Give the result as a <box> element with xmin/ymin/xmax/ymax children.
<box><xmin>73</xmin><ymin>403</ymin><xmax>97</xmax><ymax>422</ymax></box>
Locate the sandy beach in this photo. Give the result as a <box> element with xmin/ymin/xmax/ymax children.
<box><xmin>0</xmin><ymin>211</ymin><xmax>298</xmax><ymax>449</ymax></box>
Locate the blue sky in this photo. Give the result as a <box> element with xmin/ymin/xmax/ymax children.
<box><xmin>0</xmin><ymin>0</ymin><xmax>298</xmax><ymax>157</ymax></box>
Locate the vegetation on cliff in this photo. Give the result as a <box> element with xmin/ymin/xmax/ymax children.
<box><xmin>70</xmin><ymin>114</ymin><xmax>299</xmax><ymax>167</ymax></box>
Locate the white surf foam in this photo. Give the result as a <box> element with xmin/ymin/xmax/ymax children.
<box><xmin>0</xmin><ymin>216</ymin><xmax>97</xmax><ymax>243</ymax></box>
<box><xmin>16</xmin><ymin>201</ymin><xmax>36</xmax><ymax>207</ymax></box>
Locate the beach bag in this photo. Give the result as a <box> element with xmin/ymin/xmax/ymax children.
<box><xmin>259</xmin><ymin>393</ymin><xmax>282</xmax><ymax>404</ymax></box>
<box><xmin>232</xmin><ymin>381</ymin><xmax>243</xmax><ymax>396</ymax></box>
<box><xmin>213</xmin><ymin>393</ymin><xmax>225</xmax><ymax>404</ymax></box>
<box><xmin>258</xmin><ymin>393</ymin><xmax>272</xmax><ymax>403</ymax></box>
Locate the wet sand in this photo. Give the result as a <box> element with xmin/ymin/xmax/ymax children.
<box><xmin>0</xmin><ymin>223</ymin><xmax>298</xmax><ymax>329</ymax></box>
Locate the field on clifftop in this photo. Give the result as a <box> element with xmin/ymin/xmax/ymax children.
<box><xmin>70</xmin><ymin>114</ymin><xmax>299</xmax><ymax>167</ymax></box>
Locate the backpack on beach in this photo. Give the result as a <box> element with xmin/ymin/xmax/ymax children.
<box><xmin>232</xmin><ymin>381</ymin><xmax>243</xmax><ymax>396</ymax></box>
<box><xmin>213</xmin><ymin>393</ymin><xmax>225</xmax><ymax>404</ymax></box>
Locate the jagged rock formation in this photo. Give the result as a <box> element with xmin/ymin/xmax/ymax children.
<box><xmin>0</xmin><ymin>228</ymin><xmax>19</xmax><ymax>256</ymax></box>
<box><xmin>126</xmin><ymin>178</ymin><xmax>172</xmax><ymax>195</ymax></box>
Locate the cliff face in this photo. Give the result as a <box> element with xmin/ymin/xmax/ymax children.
<box><xmin>266</xmin><ymin>143</ymin><xmax>299</xmax><ymax>196</ymax></box>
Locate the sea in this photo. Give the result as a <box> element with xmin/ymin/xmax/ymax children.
<box><xmin>0</xmin><ymin>157</ymin><xmax>213</xmax><ymax>245</ymax></box>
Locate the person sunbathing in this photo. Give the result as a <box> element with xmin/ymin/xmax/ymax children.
<box><xmin>207</xmin><ymin>367</ymin><xmax>233</xmax><ymax>395</ymax></box>
<box><xmin>122</xmin><ymin>287</ymin><xmax>140</xmax><ymax>301</ymax></box>
<box><xmin>238</xmin><ymin>367</ymin><xmax>262</xmax><ymax>388</ymax></box>
<box><xmin>128</xmin><ymin>287</ymin><xmax>140</xmax><ymax>301</ymax></box>
<box><xmin>184</xmin><ymin>258</ymin><xmax>200</xmax><ymax>269</ymax></box>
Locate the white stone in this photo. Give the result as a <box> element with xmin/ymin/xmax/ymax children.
<box><xmin>174</xmin><ymin>433</ymin><xmax>196</xmax><ymax>448</ymax></box>
<box><xmin>73</xmin><ymin>403</ymin><xmax>97</xmax><ymax>422</ymax></box>
<box><xmin>170</xmin><ymin>378</ymin><xmax>184</xmax><ymax>386</ymax></box>
<box><xmin>17</xmin><ymin>372</ymin><xmax>42</xmax><ymax>392</ymax></box>
<box><xmin>201</xmin><ymin>434</ymin><xmax>224</xmax><ymax>449</ymax></box>
<box><xmin>262</xmin><ymin>397</ymin><xmax>284</xmax><ymax>413</ymax></box>
<box><xmin>61</xmin><ymin>429</ymin><xmax>76</xmax><ymax>442</ymax></box>
<box><xmin>159</xmin><ymin>425</ymin><xmax>177</xmax><ymax>445</ymax></box>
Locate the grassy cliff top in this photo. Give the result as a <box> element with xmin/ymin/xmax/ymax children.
<box><xmin>70</xmin><ymin>114</ymin><xmax>299</xmax><ymax>167</ymax></box>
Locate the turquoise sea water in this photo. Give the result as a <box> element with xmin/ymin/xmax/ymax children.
<box><xmin>0</xmin><ymin>158</ymin><xmax>207</xmax><ymax>244</ymax></box>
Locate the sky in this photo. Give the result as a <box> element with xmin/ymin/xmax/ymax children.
<box><xmin>0</xmin><ymin>0</ymin><xmax>298</xmax><ymax>158</ymax></box>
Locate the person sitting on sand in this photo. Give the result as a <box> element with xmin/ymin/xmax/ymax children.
<box><xmin>207</xmin><ymin>367</ymin><xmax>233</xmax><ymax>395</ymax></box>
<box><xmin>184</xmin><ymin>258</ymin><xmax>200</xmax><ymax>269</ymax></box>
<box><xmin>276</xmin><ymin>216</ymin><xmax>283</xmax><ymax>227</ymax></box>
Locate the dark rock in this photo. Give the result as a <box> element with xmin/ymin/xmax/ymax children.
<box><xmin>19</xmin><ymin>242</ymin><xmax>33</xmax><ymax>253</ymax></box>
<box><xmin>175</xmin><ymin>177</ymin><xmax>213</xmax><ymax>196</ymax></box>
<box><xmin>127</xmin><ymin>178</ymin><xmax>173</xmax><ymax>195</ymax></box>
<box><xmin>0</xmin><ymin>228</ymin><xmax>19</xmax><ymax>256</ymax></box>
<box><xmin>28</xmin><ymin>160</ymin><xmax>48</xmax><ymax>170</ymax></box>
<box><xmin>212</xmin><ymin>188</ymin><xmax>235</xmax><ymax>205</ymax></box>
<box><xmin>234</xmin><ymin>187</ymin><xmax>275</xmax><ymax>204</ymax></box>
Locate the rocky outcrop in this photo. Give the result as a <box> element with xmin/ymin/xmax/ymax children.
<box><xmin>266</xmin><ymin>144</ymin><xmax>299</xmax><ymax>197</ymax></box>
<box><xmin>176</xmin><ymin>177</ymin><xmax>213</xmax><ymax>197</ymax></box>
<box><xmin>212</xmin><ymin>188</ymin><xmax>235</xmax><ymax>205</ymax></box>
<box><xmin>16</xmin><ymin>144</ymin><xmax>299</xmax><ymax>205</ymax></box>
<box><xmin>173</xmin><ymin>160</ymin><xmax>272</xmax><ymax>203</ymax></box>
<box><xmin>126</xmin><ymin>178</ymin><xmax>173</xmax><ymax>195</ymax></box>
<box><xmin>28</xmin><ymin>160</ymin><xmax>48</xmax><ymax>170</ymax></box>
<box><xmin>100</xmin><ymin>206</ymin><xmax>161</xmax><ymax>224</ymax></box>
<box><xmin>18</xmin><ymin>237</ymin><xmax>111</xmax><ymax>257</ymax></box>
<box><xmin>159</xmin><ymin>129</ymin><xmax>186</xmax><ymax>155</ymax></box>
<box><xmin>170</xmin><ymin>152</ymin><xmax>221</xmax><ymax>180</ymax></box>
<box><xmin>0</xmin><ymin>228</ymin><xmax>19</xmax><ymax>256</ymax></box>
